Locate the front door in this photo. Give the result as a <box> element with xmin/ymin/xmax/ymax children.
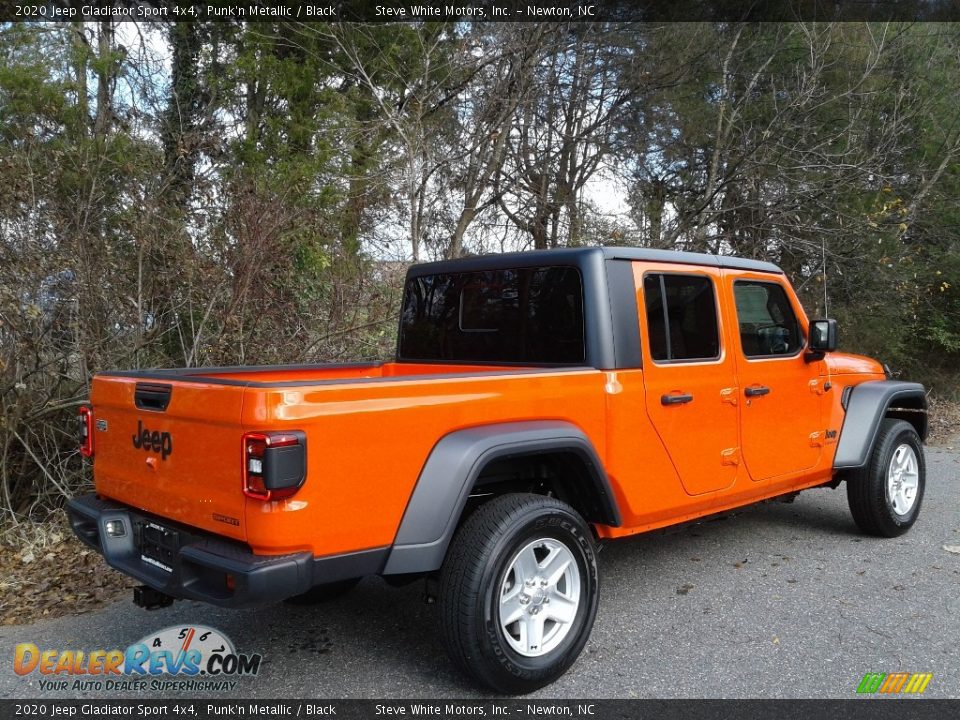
<box><xmin>636</xmin><ymin>265</ymin><xmax>740</xmax><ymax>496</ymax></box>
<box><xmin>728</xmin><ymin>275</ymin><xmax>824</xmax><ymax>481</ymax></box>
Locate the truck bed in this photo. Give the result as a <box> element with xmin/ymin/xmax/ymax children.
<box><xmin>90</xmin><ymin>361</ymin><xmax>604</xmax><ymax>556</ymax></box>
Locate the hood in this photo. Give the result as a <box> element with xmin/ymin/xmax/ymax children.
<box><xmin>825</xmin><ymin>352</ymin><xmax>884</xmax><ymax>376</ymax></box>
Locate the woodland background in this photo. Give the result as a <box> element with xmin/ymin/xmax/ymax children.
<box><xmin>1</xmin><ymin>20</ymin><xmax>959</xmax><ymax>539</ymax></box>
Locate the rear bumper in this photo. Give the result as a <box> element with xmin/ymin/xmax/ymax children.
<box><xmin>67</xmin><ymin>494</ymin><xmax>386</xmax><ymax>609</ymax></box>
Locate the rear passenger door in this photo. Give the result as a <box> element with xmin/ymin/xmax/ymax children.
<box><xmin>636</xmin><ymin>266</ymin><xmax>740</xmax><ymax>496</ymax></box>
<box><xmin>728</xmin><ymin>275</ymin><xmax>824</xmax><ymax>482</ymax></box>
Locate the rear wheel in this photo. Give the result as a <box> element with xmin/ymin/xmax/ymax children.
<box><xmin>439</xmin><ymin>493</ymin><xmax>599</xmax><ymax>694</ymax></box>
<box><xmin>846</xmin><ymin>419</ymin><xmax>925</xmax><ymax>537</ymax></box>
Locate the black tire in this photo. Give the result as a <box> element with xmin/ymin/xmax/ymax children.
<box><xmin>439</xmin><ymin>493</ymin><xmax>599</xmax><ymax>694</ymax></box>
<box><xmin>846</xmin><ymin>418</ymin><xmax>925</xmax><ymax>537</ymax></box>
<box><xmin>283</xmin><ymin>578</ymin><xmax>360</xmax><ymax>606</ymax></box>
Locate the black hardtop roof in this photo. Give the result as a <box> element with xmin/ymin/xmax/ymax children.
<box><xmin>407</xmin><ymin>246</ymin><xmax>783</xmax><ymax>277</ymax></box>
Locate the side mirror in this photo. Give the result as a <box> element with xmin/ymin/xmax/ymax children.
<box><xmin>806</xmin><ymin>318</ymin><xmax>838</xmax><ymax>361</ymax></box>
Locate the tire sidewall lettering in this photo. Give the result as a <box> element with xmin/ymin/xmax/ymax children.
<box><xmin>480</xmin><ymin>509</ymin><xmax>597</xmax><ymax>682</ymax></box>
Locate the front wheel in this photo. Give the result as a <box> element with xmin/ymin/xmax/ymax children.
<box><xmin>439</xmin><ymin>493</ymin><xmax>599</xmax><ymax>694</ymax></box>
<box><xmin>846</xmin><ymin>418</ymin><xmax>925</xmax><ymax>537</ymax></box>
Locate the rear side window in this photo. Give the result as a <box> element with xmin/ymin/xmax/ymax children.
<box><xmin>733</xmin><ymin>280</ymin><xmax>803</xmax><ymax>357</ymax></box>
<box><xmin>398</xmin><ymin>266</ymin><xmax>585</xmax><ymax>364</ymax></box>
<box><xmin>643</xmin><ymin>274</ymin><xmax>720</xmax><ymax>362</ymax></box>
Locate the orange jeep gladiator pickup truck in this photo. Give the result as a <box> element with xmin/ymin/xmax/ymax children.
<box><xmin>69</xmin><ymin>247</ymin><xmax>927</xmax><ymax>693</ymax></box>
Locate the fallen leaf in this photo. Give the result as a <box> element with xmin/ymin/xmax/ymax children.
<box><xmin>676</xmin><ymin>583</ymin><xmax>694</xmax><ymax>595</ymax></box>
<box><xmin>772</xmin><ymin>636</ymin><xmax>780</xmax><ymax>645</ymax></box>
<box><xmin>943</xmin><ymin>545</ymin><xmax>960</xmax><ymax>555</ymax></box>
<box><xmin>0</xmin><ymin>532</ymin><xmax>136</xmax><ymax>626</ymax></box>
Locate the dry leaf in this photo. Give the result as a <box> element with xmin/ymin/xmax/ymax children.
<box><xmin>1</xmin><ymin>533</ymin><xmax>135</xmax><ymax>626</ymax></box>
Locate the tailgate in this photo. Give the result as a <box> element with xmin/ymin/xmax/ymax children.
<box><xmin>90</xmin><ymin>375</ymin><xmax>248</xmax><ymax>541</ymax></box>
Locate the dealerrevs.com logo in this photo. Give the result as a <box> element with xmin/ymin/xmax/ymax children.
<box><xmin>13</xmin><ymin>625</ymin><xmax>261</xmax><ymax>692</ymax></box>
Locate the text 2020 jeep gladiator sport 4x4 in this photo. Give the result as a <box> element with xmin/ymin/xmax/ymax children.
<box><xmin>69</xmin><ymin>247</ymin><xmax>928</xmax><ymax>692</ymax></box>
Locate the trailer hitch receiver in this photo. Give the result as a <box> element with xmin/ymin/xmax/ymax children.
<box><xmin>133</xmin><ymin>585</ymin><xmax>175</xmax><ymax>610</ymax></box>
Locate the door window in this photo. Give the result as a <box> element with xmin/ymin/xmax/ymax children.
<box><xmin>733</xmin><ymin>281</ymin><xmax>803</xmax><ymax>357</ymax></box>
<box><xmin>643</xmin><ymin>274</ymin><xmax>720</xmax><ymax>362</ymax></box>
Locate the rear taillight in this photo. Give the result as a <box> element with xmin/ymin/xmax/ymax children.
<box><xmin>242</xmin><ymin>431</ymin><xmax>306</xmax><ymax>501</ymax></box>
<box><xmin>78</xmin><ymin>406</ymin><xmax>94</xmax><ymax>458</ymax></box>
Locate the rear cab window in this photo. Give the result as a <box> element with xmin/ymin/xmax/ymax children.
<box><xmin>398</xmin><ymin>266</ymin><xmax>585</xmax><ymax>364</ymax></box>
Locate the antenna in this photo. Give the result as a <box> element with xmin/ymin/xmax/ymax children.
<box><xmin>821</xmin><ymin>237</ymin><xmax>829</xmax><ymax>316</ymax></box>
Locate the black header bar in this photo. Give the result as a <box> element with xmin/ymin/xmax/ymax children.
<box><xmin>0</xmin><ymin>700</ymin><xmax>958</xmax><ymax>720</ymax></box>
<box><xmin>4</xmin><ymin>0</ymin><xmax>960</xmax><ymax>23</ymax></box>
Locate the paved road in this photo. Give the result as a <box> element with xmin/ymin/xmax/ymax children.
<box><xmin>2</xmin><ymin>448</ymin><xmax>957</xmax><ymax>700</ymax></box>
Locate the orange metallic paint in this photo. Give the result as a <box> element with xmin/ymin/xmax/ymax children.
<box><xmin>90</xmin><ymin>263</ymin><xmax>888</xmax><ymax>559</ymax></box>
<box><xmin>92</xmin><ymin>376</ymin><xmax>249</xmax><ymax>542</ymax></box>
<box><xmin>720</xmin><ymin>270</ymin><xmax>824</xmax><ymax>482</ymax></box>
<box><xmin>821</xmin><ymin>352</ymin><xmax>887</xmax><ymax>490</ymax></box>
<box><xmin>632</xmin><ymin>263</ymin><xmax>741</xmax><ymax>496</ymax></box>
<box><xmin>94</xmin><ymin>367</ymin><xmax>608</xmax><ymax>555</ymax></box>
<box><xmin>825</xmin><ymin>352</ymin><xmax>885</xmax><ymax>376</ymax></box>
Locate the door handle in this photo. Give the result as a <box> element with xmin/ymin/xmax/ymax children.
<box><xmin>745</xmin><ymin>385</ymin><xmax>771</xmax><ymax>397</ymax></box>
<box><xmin>661</xmin><ymin>392</ymin><xmax>694</xmax><ymax>405</ymax></box>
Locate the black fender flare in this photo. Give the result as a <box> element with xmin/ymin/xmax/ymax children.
<box><xmin>834</xmin><ymin>381</ymin><xmax>927</xmax><ymax>470</ymax></box>
<box><xmin>382</xmin><ymin>420</ymin><xmax>620</xmax><ymax>575</ymax></box>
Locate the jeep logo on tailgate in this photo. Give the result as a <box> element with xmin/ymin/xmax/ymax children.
<box><xmin>132</xmin><ymin>420</ymin><xmax>173</xmax><ymax>460</ymax></box>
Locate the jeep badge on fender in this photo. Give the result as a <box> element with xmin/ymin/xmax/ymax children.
<box><xmin>131</xmin><ymin>420</ymin><xmax>173</xmax><ymax>460</ymax></box>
